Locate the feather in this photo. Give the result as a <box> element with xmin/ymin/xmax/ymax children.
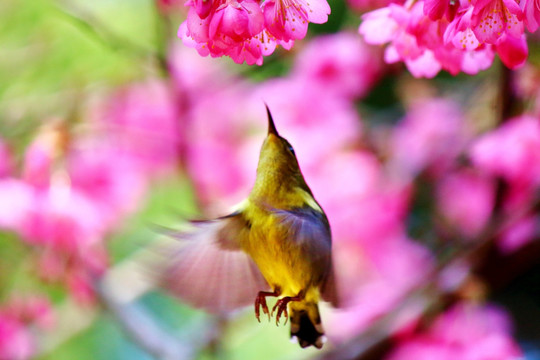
<box><xmin>160</xmin><ymin>212</ymin><xmax>270</xmax><ymax>313</ymax></box>
<box><xmin>273</xmin><ymin>206</ymin><xmax>340</xmax><ymax>307</ymax></box>
<box><xmin>274</xmin><ymin>207</ymin><xmax>332</xmax><ymax>263</ymax></box>
<box><xmin>320</xmin><ymin>262</ymin><xmax>340</xmax><ymax>307</ymax></box>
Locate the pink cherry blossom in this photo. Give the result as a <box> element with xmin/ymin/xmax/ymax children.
<box><xmin>471</xmin><ymin>0</ymin><xmax>523</xmax><ymax>44</ymax></box>
<box><xmin>360</xmin><ymin>0</ymin><xmax>529</xmax><ymax>77</ymax></box>
<box><xmin>495</xmin><ymin>32</ymin><xmax>528</xmax><ymax>69</ymax></box>
<box><xmin>359</xmin><ymin>1</ymin><xmax>498</xmax><ymax>77</ymax></box>
<box><xmin>360</xmin><ymin>6</ymin><xmax>400</xmax><ymax>44</ymax></box>
<box><xmin>423</xmin><ymin>0</ymin><xmax>459</xmax><ymax>21</ymax></box>
<box><xmin>386</xmin><ymin>304</ymin><xmax>523</xmax><ymax>360</ymax></box>
<box><xmin>521</xmin><ymin>0</ymin><xmax>540</xmax><ymax>32</ymax></box>
<box><xmin>179</xmin><ymin>13</ymin><xmax>278</xmax><ymax>66</ymax></box>
<box><xmin>178</xmin><ymin>0</ymin><xmax>329</xmax><ymax>64</ymax></box>
<box><xmin>190</xmin><ymin>0</ymin><xmax>214</xmax><ymax>18</ymax></box>
<box><xmin>263</xmin><ymin>0</ymin><xmax>330</xmax><ymax>42</ymax></box>
<box><xmin>263</xmin><ymin>0</ymin><xmax>309</xmax><ymax>41</ymax></box>
<box><xmin>210</xmin><ymin>0</ymin><xmax>264</xmax><ymax>41</ymax></box>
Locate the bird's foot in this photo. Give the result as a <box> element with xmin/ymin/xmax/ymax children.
<box><xmin>271</xmin><ymin>298</ymin><xmax>290</xmax><ymax>326</ymax></box>
<box><xmin>255</xmin><ymin>289</ymin><xmax>280</xmax><ymax>322</ymax></box>
<box><xmin>271</xmin><ymin>292</ymin><xmax>305</xmax><ymax>326</ymax></box>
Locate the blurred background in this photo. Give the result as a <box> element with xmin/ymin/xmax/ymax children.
<box><xmin>0</xmin><ymin>0</ymin><xmax>539</xmax><ymax>359</ymax></box>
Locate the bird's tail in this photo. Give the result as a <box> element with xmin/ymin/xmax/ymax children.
<box><xmin>289</xmin><ymin>301</ymin><xmax>325</xmax><ymax>349</ymax></box>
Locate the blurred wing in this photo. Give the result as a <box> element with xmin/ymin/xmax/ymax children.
<box><xmin>273</xmin><ymin>206</ymin><xmax>339</xmax><ymax>306</ymax></box>
<box><xmin>320</xmin><ymin>262</ymin><xmax>340</xmax><ymax>307</ymax></box>
<box><xmin>160</xmin><ymin>212</ymin><xmax>269</xmax><ymax>313</ymax></box>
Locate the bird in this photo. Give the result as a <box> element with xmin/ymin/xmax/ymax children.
<box><xmin>160</xmin><ymin>105</ymin><xmax>338</xmax><ymax>349</ymax></box>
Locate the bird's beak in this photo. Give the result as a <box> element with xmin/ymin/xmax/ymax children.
<box><xmin>266</xmin><ymin>104</ymin><xmax>279</xmax><ymax>136</ymax></box>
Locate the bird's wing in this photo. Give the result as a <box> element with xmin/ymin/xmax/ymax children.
<box><xmin>159</xmin><ymin>212</ymin><xmax>270</xmax><ymax>313</ymax></box>
<box><xmin>272</xmin><ymin>206</ymin><xmax>340</xmax><ymax>306</ymax></box>
<box><xmin>320</xmin><ymin>260</ymin><xmax>340</xmax><ymax>307</ymax></box>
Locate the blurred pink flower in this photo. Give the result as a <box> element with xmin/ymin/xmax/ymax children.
<box><xmin>0</xmin><ymin>179</ymin><xmax>33</xmax><ymax>231</ymax></box>
<box><xmin>0</xmin><ymin>84</ymin><xmax>166</xmax><ymax>301</ymax></box>
<box><xmin>292</xmin><ymin>32</ymin><xmax>384</xmax><ymax>99</ymax></box>
<box><xmin>168</xmin><ymin>43</ymin><xmax>234</xmax><ymax>94</ymax></box>
<box><xmin>14</xmin><ymin>182</ymin><xmax>109</xmax><ymax>302</ymax></box>
<box><xmin>3</xmin><ymin>296</ymin><xmax>54</xmax><ymax>330</ymax></box>
<box><xmin>386</xmin><ymin>303</ymin><xmax>523</xmax><ymax>360</ymax></box>
<box><xmin>21</xmin><ymin>123</ymin><xmax>67</xmax><ymax>189</ymax></box>
<box><xmin>20</xmin><ymin>185</ymin><xmax>106</xmax><ymax>250</ymax></box>
<box><xmin>183</xmin><ymin>82</ymin><xmax>258</xmax><ymax>210</ymax></box>
<box><xmin>22</xmin><ymin>144</ymin><xmax>52</xmax><ymax>189</ymax></box>
<box><xmin>471</xmin><ymin>115</ymin><xmax>540</xmax><ymax>187</ymax></box>
<box><xmin>156</xmin><ymin>0</ymin><xmax>184</xmax><ymax>13</ymax></box>
<box><xmin>389</xmin><ymin>98</ymin><xmax>468</xmax><ymax>178</ymax></box>
<box><xmin>67</xmin><ymin>148</ymin><xmax>148</xmax><ymax>227</ymax></box>
<box><xmin>0</xmin><ymin>315</ymin><xmax>34</xmax><ymax>360</ymax></box>
<box><xmin>499</xmin><ymin>215</ymin><xmax>539</xmax><ymax>254</ymax></box>
<box><xmin>437</xmin><ymin>170</ymin><xmax>495</xmax><ymax>238</ymax></box>
<box><xmin>347</xmin><ymin>0</ymin><xmax>402</xmax><ymax>12</ymax></box>
<box><xmin>93</xmin><ymin>80</ymin><xmax>181</xmax><ymax>176</ymax></box>
<box><xmin>0</xmin><ymin>296</ymin><xmax>54</xmax><ymax>360</ymax></box>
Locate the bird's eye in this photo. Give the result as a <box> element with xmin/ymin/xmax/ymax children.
<box><xmin>287</xmin><ymin>144</ymin><xmax>295</xmax><ymax>155</ymax></box>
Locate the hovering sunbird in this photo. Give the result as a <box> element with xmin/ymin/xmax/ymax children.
<box><xmin>162</xmin><ymin>106</ymin><xmax>338</xmax><ymax>349</ymax></box>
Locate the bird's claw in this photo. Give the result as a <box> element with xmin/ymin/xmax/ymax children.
<box><xmin>255</xmin><ymin>293</ymin><xmax>271</xmax><ymax>323</ymax></box>
<box><xmin>271</xmin><ymin>298</ymin><xmax>289</xmax><ymax>326</ymax></box>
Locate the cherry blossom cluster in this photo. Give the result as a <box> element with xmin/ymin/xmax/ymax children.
<box><xmin>178</xmin><ymin>0</ymin><xmax>331</xmax><ymax>65</ymax></box>
<box><xmin>359</xmin><ymin>0</ymin><xmax>539</xmax><ymax>77</ymax></box>
<box><xmin>0</xmin><ymin>81</ymin><xmax>180</xmax><ymax>305</ymax></box>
